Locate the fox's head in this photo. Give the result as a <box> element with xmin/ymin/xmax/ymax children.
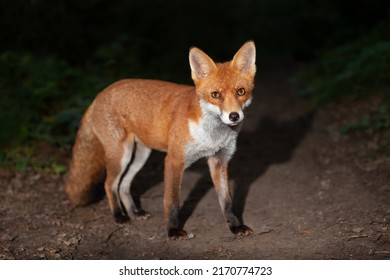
<box><xmin>189</xmin><ymin>41</ymin><xmax>256</xmax><ymax>126</ymax></box>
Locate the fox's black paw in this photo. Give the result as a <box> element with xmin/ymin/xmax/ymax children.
<box><xmin>168</xmin><ymin>228</ymin><xmax>193</xmax><ymax>240</ymax></box>
<box><xmin>229</xmin><ymin>224</ymin><xmax>253</xmax><ymax>236</ymax></box>
<box><xmin>114</xmin><ymin>210</ymin><xmax>130</xmax><ymax>224</ymax></box>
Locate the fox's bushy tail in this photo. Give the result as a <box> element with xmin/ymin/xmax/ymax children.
<box><xmin>65</xmin><ymin>107</ymin><xmax>105</xmax><ymax>206</ymax></box>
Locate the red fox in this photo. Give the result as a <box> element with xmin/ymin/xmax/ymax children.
<box><xmin>65</xmin><ymin>41</ymin><xmax>256</xmax><ymax>239</ymax></box>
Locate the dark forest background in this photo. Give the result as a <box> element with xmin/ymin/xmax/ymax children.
<box><xmin>1</xmin><ymin>0</ymin><xmax>389</xmax><ymax>170</ymax></box>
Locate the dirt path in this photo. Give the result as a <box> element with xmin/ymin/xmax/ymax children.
<box><xmin>1</xmin><ymin>61</ymin><xmax>389</xmax><ymax>259</ymax></box>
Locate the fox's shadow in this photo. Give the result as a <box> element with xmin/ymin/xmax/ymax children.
<box><xmin>131</xmin><ymin>111</ymin><xmax>315</xmax><ymax>228</ymax></box>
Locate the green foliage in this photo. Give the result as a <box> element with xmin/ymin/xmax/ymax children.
<box><xmin>302</xmin><ymin>40</ymin><xmax>390</xmax><ymax>105</ymax></box>
<box><xmin>0</xmin><ymin>146</ymin><xmax>68</xmax><ymax>173</ymax></box>
<box><xmin>0</xmin><ymin>147</ymin><xmax>34</xmax><ymax>170</ymax></box>
<box><xmin>0</xmin><ymin>51</ymin><xmax>109</xmax><ymax>148</ymax></box>
<box><xmin>341</xmin><ymin>106</ymin><xmax>390</xmax><ymax>134</ymax></box>
<box><xmin>300</xmin><ymin>23</ymin><xmax>390</xmax><ymax>139</ymax></box>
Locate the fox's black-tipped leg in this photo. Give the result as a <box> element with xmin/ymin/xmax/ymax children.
<box><xmin>224</xmin><ymin>203</ymin><xmax>253</xmax><ymax>236</ymax></box>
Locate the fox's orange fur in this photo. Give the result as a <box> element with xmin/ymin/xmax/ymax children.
<box><xmin>65</xmin><ymin>41</ymin><xmax>256</xmax><ymax>239</ymax></box>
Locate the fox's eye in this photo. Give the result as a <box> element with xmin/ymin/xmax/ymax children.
<box><xmin>237</xmin><ymin>88</ymin><xmax>246</xmax><ymax>96</ymax></box>
<box><xmin>211</xmin><ymin>91</ymin><xmax>221</xmax><ymax>98</ymax></box>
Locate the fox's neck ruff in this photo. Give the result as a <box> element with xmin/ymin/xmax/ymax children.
<box><xmin>184</xmin><ymin>98</ymin><xmax>239</xmax><ymax>168</ymax></box>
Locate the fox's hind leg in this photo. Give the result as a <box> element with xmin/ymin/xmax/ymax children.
<box><xmin>118</xmin><ymin>140</ymin><xmax>151</xmax><ymax>220</ymax></box>
<box><xmin>104</xmin><ymin>138</ymin><xmax>137</xmax><ymax>223</ymax></box>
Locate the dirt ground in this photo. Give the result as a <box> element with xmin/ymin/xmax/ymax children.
<box><xmin>1</xmin><ymin>60</ymin><xmax>389</xmax><ymax>260</ymax></box>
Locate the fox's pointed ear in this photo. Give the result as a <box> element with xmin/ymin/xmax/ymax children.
<box><xmin>231</xmin><ymin>41</ymin><xmax>256</xmax><ymax>76</ymax></box>
<box><xmin>189</xmin><ymin>47</ymin><xmax>217</xmax><ymax>82</ymax></box>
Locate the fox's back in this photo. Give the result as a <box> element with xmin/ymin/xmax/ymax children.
<box><xmin>89</xmin><ymin>79</ymin><xmax>197</xmax><ymax>151</ymax></box>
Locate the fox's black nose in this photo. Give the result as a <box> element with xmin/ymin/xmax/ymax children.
<box><xmin>229</xmin><ymin>112</ymin><xmax>240</xmax><ymax>122</ymax></box>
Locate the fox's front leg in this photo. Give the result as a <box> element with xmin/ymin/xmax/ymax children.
<box><xmin>164</xmin><ymin>154</ymin><xmax>187</xmax><ymax>239</ymax></box>
<box><xmin>208</xmin><ymin>156</ymin><xmax>253</xmax><ymax>236</ymax></box>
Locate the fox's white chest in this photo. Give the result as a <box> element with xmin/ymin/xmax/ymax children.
<box><xmin>184</xmin><ymin>115</ymin><xmax>238</xmax><ymax>168</ymax></box>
